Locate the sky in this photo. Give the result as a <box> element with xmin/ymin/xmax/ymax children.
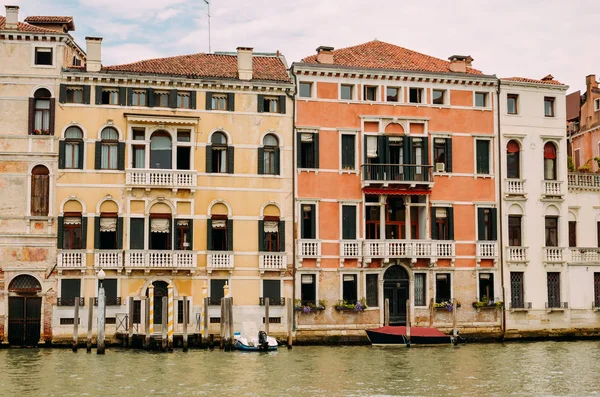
<box><xmin>8</xmin><ymin>0</ymin><xmax>600</xmax><ymax>93</ymax></box>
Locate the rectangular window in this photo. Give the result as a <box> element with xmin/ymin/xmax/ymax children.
<box><xmin>301</xmin><ymin>204</ymin><xmax>316</xmax><ymax>239</ymax></box>
<box><xmin>211</xmin><ymin>94</ymin><xmax>228</xmax><ymax>110</ymax></box>
<box><xmin>129</xmin><ymin>218</ymin><xmax>145</xmax><ymax>250</ymax></box>
<box><xmin>132</xmin><ymin>145</ymin><xmax>145</xmax><ymax>168</ymax></box>
<box><xmin>545</xmin><ymin>217</ymin><xmax>558</xmax><ymax>247</ymax></box>
<box><xmin>154</xmin><ymin>91</ymin><xmax>170</xmax><ymax>107</ymax></box>
<box><xmin>62</xmin><ymin>215</ymin><xmax>83</xmax><ymax>249</ymax></box>
<box><xmin>299</xmin><ymin>133</ymin><xmax>317</xmax><ymax>168</ymax></box>
<box><xmin>435</xmin><ymin>273</ymin><xmax>451</xmax><ymax>303</ymax></box>
<box><xmin>342</xmin><ymin>205</ymin><xmax>357</xmax><ymax>240</ymax></box>
<box><xmin>210</xmin><ymin>217</ymin><xmax>229</xmax><ymax>251</ymax></box>
<box><xmin>263</xmin><ymin>96</ymin><xmax>280</xmax><ymax>113</ymax></box>
<box><xmin>476</xmin><ymin>139</ymin><xmax>490</xmax><ymax>174</ymax></box>
<box><xmin>414</xmin><ymin>273</ymin><xmax>426</xmax><ymax>306</ymax></box>
<box><xmin>66</xmin><ymin>87</ymin><xmax>84</xmax><ymax>104</ymax></box>
<box><xmin>475</xmin><ymin>92</ymin><xmax>487</xmax><ymax>107</ymax></box>
<box><xmin>477</xmin><ymin>208</ymin><xmax>496</xmax><ymax>241</ymax></box>
<box><xmin>594</xmin><ymin>273</ymin><xmax>600</xmax><ymax>308</ymax></box>
<box><xmin>507</xmin><ymin>94</ymin><xmax>519</xmax><ymax>114</ymax></box>
<box><xmin>60</xmin><ymin>279</ymin><xmax>81</xmax><ymax>306</ymax></box>
<box><xmin>386</xmin><ymin>87</ymin><xmax>399</xmax><ymax>102</ymax></box>
<box><xmin>340</xmin><ymin>84</ymin><xmax>353</xmax><ymax>100</ymax></box>
<box><xmin>597</xmin><ymin>222</ymin><xmax>600</xmax><ymax>248</ymax></box>
<box><xmin>544</xmin><ymin>97</ymin><xmax>555</xmax><ymax>117</ymax></box>
<box><xmin>299</xmin><ymin>82</ymin><xmax>312</xmax><ymax>98</ymax></box>
<box><xmin>434</xmin><ymin>138</ymin><xmax>451</xmax><ymax>172</ymax></box>
<box><xmin>574</xmin><ymin>149</ymin><xmax>581</xmax><ymax>169</ymax></box>
<box><xmin>99</xmin><ymin>279</ymin><xmax>118</xmax><ymax>305</ymax></box>
<box><xmin>547</xmin><ymin>272</ymin><xmax>561</xmax><ymax>308</ymax></box>
<box><xmin>175</xmin><ymin>219</ymin><xmax>192</xmax><ymax>250</ymax></box>
<box><xmin>177</xmin><ymin>299</ymin><xmax>190</xmax><ymax>324</ymax></box>
<box><xmin>409</xmin><ymin>88</ymin><xmax>423</xmax><ymax>103</ymax></box>
<box><xmin>568</xmin><ymin>221</ymin><xmax>577</xmax><ymax>248</ymax></box>
<box><xmin>342</xmin><ymin>274</ymin><xmax>357</xmax><ymax>303</ymax></box>
<box><xmin>595</xmin><ymin>98</ymin><xmax>600</xmax><ymax>112</ymax></box>
<box><xmin>510</xmin><ymin>272</ymin><xmax>524</xmax><ymax>308</ymax></box>
<box><xmin>177</xmin><ymin>92</ymin><xmax>191</xmax><ymax>109</ymax></box>
<box><xmin>131</xmin><ymin>90</ymin><xmax>146</xmax><ymax>106</ymax></box>
<box><xmin>210</xmin><ymin>279</ymin><xmax>227</xmax><ymax>305</ymax></box>
<box><xmin>364</xmin><ymin>86</ymin><xmax>377</xmax><ymax>101</ymax></box>
<box><xmin>101</xmin><ymin>88</ymin><xmax>120</xmax><ymax>105</ymax></box>
<box><xmin>300</xmin><ymin>274</ymin><xmax>316</xmax><ymax>305</ymax></box>
<box><xmin>366</xmin><ymin>274</ymin><xmax>378</xmax><ymax>307</ymax></box>
<box><xmin>478</xmin><ymin>273</ymin><xmax>494</xmax><ymax>301</ymax></box>
<box><xmin>434</xmin><ymin>207</ymin><xmax>450</xmax><ymax>240</ymax></box>
<box><xmin>432</xmin><ymin>89</ymin><xmax>445</xmax><ymax>105</ymax></box>
<box><xmin>341</xmin><ymin>134</ymin><xmax>355</xmax><ymax>170</ymax></box>
<box><xmin>508</xmin><ymin>215</ymin><xmax>522</xmax><ymax>246</ymax></box>
<box><xmin>35</xmin><ymin>47</ymin><xmax>53</xmax><ymax>65</ymax></box>
<box><xmin>263</xmin><ymin>280</ymin><xmax>281</xmax><ymax>303</ymax></box>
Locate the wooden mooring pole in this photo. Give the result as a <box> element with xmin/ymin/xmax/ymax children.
<box><xmin>182</xmin><ymin>297</ymin><xmax>188</xmax><ymax>352</ymax></box>
<box><xmin>384</xmin><ymin>298</ymin><xmax>390</xmax><ymax>326</ymax></box>
<box><xmin>405</xmin><ymin>299</ymin><xmax>411</xmax><ymax>347</ymax></box>
<box><xmin>144</xmin><ymin>297</ymin><xmax>150</xmax><ymax>349</ymax></box>
<box><xmin>287</xmin><ymin>298</ymin><xmax>293</xmax><ymax>349</ymax></box>
<box><xmin>219</xmin><ymin>297</ymin><xmax>225</xmax><ymax>350</ymax></box>
<box><xmin>228</xmin><ymin>297</ymin><xmax>234</xmax><ymax>350</ymax></box>
<box><xmin>128</xmin><ymin>297</ymin><xmax>134</xmax><ymax>348</ymax></box>
<box><xmin>86</xmin><ymin>297</ymin><xmax>93</xmax><ymax>352</ymax></box>
<box><xmin>97</xmin><ymin>289</ymin><xmax>106</xmax><ymax>355</ymax></box>
<box><xmin>72</xmin><ymin>298</ymin><xmax>79</xmax><ymax>352</ymax></box>
<box><xmin>203</xmin><ymin>297</ymin><xmax>209</xmax><ymax>348</ymax></box>
<box><xmin>264</xmin><ymin>297</ymin><xmax>270</xmax><ymax>335</ymax></box>
<box><xmin>452</xmin><ymin>298</ymin><xmax>458</xmax><ymax>345</ymax></box>
<box><xmin>161</xmin><ymin>296</ymin><xmax>168</xmax><ymax>352</ymax></box>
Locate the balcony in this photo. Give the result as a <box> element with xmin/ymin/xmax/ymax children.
<box><xmin>297</xmin><ymin>239</ymin><xmax>322</xmax><ymax>266</ymax></box>
<box><xmin>510</xmin><ymin>301</ymin><xmax>532</xmax><ymax>311</ymax></box>
<box><xmin>476</xmin><ymin>241</ymin><xmax>498</xmax><ymax>264</ymax></box>
<box><xmin>569</xmin><ymin>248</ymin><xmax>600</xmax><ymax>264</ymax></box>
<box><xmin>340</xmin><ymin>240</ymin><xmax>362</xmax><ymax>265</ymax></box>
<box><xmin>124</xmin><ymin>250</ymin><xmax>197</xmax><ymax>274</ymax></box>
<box><xmin>57</xmin><ymin>250</ymin><xmax>86</xmax><ymax>274</ymax></box>
<box><xmin>543</xmin><ymin>247</ymin><xmax>565</xmax><ymax>264</ymax></box>
<box><xmin>361</xmin><ymin>164</ymin><xmax>433</xmax><ymax>188</ymax></box>
<box><xmin>259</xmin><ymin>297</ymin><xmax>285</xmax><ymax>306</ymax></box>
<box><xmin>57</xmin><ymin>297</ymin><xmax>85</xmax><ymax>307</ymax></box>
<box><xmin>568</xmin><ymin>172</ymin><xmax>600</xmax><ymax>191</ymax></box>
<box><xmin>93</xmin><ymin>297</ymin><xmax>122</xmax><ymax>306</ymax></box>
<box><xmin>259</xmin><ymin>252</ymin><xmax>287</xmax><ymax>273</ymax></box>
<box><xmin>542</xmin><ymin>180</ymin><xmax>563</xmax><ymax>198</ymax></box>
<box><xmin>506</xmin><ymin>246</ymin><xmax>529</xmax><ymax>264</ymax></box>
<box><xmin>125</xmin><ymin>169</ymin><xmax>196</xmax><ymax>192</ymax></box>
<box><xmin>546</xmin><ymin>301</ymin><xmax>568</xmax><ymax>311</ymax></box>
<box><xmin>363</xmin><ymin>240</ymin><xmax>454</xmax><ymax>265</ymax></box>
<box><xmin>505</xmin><ymin>179</ymin><xmax>525</xmax><ymax>196</ymax></box>
<box><xmin>94</xmin><ymin>250</ymin><xmax>123</xmax><ymax>272</ymax></box>
<box><xmin>207</xmin><ymin>251</ymin><xmax>234</xmax><ymax>274</ymax></box>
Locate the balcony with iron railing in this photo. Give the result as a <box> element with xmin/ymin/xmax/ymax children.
<box><xmin>542</xmin><ymin>180</ymin><xmax>564</xmax><ymax>197</ymax></box>
<box><xmin>505</xmin><ymin>246</ymin><xmax>529</xmax><ymax>264</ymax></box>
<box><xmin>546</xmin><ymin>301</ymin><xmax>568</xmax><ymax>311</ymax></box>
<box><xmin>569</xmin><ymin>248</ymin><xmax>600</xmax><ymax>264</ymax></box>
<box><xmin>57</xmin><ymin>250</ymin><xmax>87</xmax><ymax>274</ymax></box>
<box><xmin>297</xmin><ymin>239</ymin><xmax>322</xmax><ymax>266</ymax></box>
<box><xmin>207</xmin><ymin>251</ymin><xmax>234</xmax><ymax>273</ymax></box>
<box><xmin>259</xmin><ymin>297</ymin><xmax>285</xmax><ymax>306</ymax></box>
<box><xmin>57</xmin><ymin>297</ymin><xmax>85</xmax><ymax>307</ymax></box>
<box><xmin>94</xmin><ymin>250</ymin><xmax>123</xmax><ymax>271</ymax></box>
<box><xmin>124</xmin><ymin>250</ymin><xmax>197</xmax><ymax>274</ymax></box>
<box><xmin>125</xmin><ymin>169</ymin><xmax>197</xmax><ymax>191</ymax></box>
<box><xmin>568</xmin><ymin>172</ymin><xmax>600</xmax><ymax>190</ymax></box>
<box><xmin>505</xmin><ymin>179</ymin><xmax>525</xmax><ymax>196</ymax></box>
<box><xmin>363</xmin><ymin>240</ymin><xmax>455</xmax><ymax>264</ymax></box>
<box><xmin>361</xmin><ymin>164</ymin><xmax>434</xmax><ymax>187</ymax></box>
<box><xmin>476</xmin><ymin>241</ymin><xmax>499</xmax><ymax>264</ymax></box>
<box><xmin>543</xmin><ymin>247</ymin><xmax>565</xmax><ymax>264</ymax></box>
<box><xmin>93</xmin><ymin>297</ymin><xmax>122</xmax><ymax>306</ymax></box>
<box><xmin>259</xmin><ymin>252</ymin><xmax>287</xmax><ymax>273</ymax></box>
<box><xmin>510</xmin><ymin>301</ymin><xmax>532</xmax><ymax>311</ymax></box>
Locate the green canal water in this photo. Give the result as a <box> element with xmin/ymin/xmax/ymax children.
<box><xmin>0</xmin><ymin>341</ymin><xmax>599</xmax><ymax>396</ymax></box>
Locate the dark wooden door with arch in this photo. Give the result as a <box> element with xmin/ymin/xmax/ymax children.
<box><xmin>7</xmin><ymin>275</ymin><xmax>42</xmax><ymax>346</ymax></box>
<box><xmin>383</xmin><ymin>265</ymin><xmax>409</xmax><ymax>325</ymax></box>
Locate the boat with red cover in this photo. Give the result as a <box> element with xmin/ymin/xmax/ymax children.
<box><xmin>366</xmin><ymin>326</ymin><xmax>466</xmax><ymax>346</ymax></box>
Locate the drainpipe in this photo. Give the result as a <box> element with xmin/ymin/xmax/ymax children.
<box><xmin>496</xmin><ymin>78</ymin><xmax>506</xmax><ymax>337</ymax></box>
<box><xmin>287</xmin><ymin>71</ymin><xmax>297</xmax><ymax>333</ymax></box>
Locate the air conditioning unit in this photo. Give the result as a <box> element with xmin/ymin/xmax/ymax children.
<box><xmin>435</xmin><ymin>162</ymin><xmax>445</xmax><ymax>172</ymax></box>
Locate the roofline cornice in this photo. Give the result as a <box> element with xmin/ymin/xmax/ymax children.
<box><xmin>0</xmin><ymin>30</ymin><xmax>86</xmax><ymax>58</ymax></box>
<box><xmin>500</xmin><ymin>79</ymin><xmax>569</xmax><ymax>91</ymax></box>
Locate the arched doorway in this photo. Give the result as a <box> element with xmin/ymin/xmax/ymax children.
<box><xmin>383</xmin><ymin>265</ymin><xmax>409</xmax><ymax>325</ymax></box>
<box><xmin>8</xmin><ymin>275</ymin><xmax>42</xmax><ymax>346</ymax></box>
<box><xmin>146</xmin><ymin>281</ymin><xmax>169</xmax><ymax>331</ymax></box>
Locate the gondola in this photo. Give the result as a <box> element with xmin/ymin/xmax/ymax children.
<box><xmin>366</xmin><ymin>326</ymin><xmax>466</xmax><ymax>346</ymax></box>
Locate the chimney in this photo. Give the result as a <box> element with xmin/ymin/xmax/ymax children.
<box><xmin>237</xmin><ymin>47</ymin><xmax>253</xmax><ymax>81</ymax></box>
<box><xmin>4</xmin><ymin>5</ymin><xmax>19</xmax><ymax>29</ymax></box>
<box><xmin>448</xmin><ymin>55</ymin><xmax>473</xmax><ymax>73</ymax></box>
<box><xmin>85</xmin><ymin>37</ymin><xmax>102</xmax><ymax>72</ymax></box>
<box><xmin>586</xmin><ymin>74</ymin><xmax>598</xmax><ymax>91</ymax></box>
<box><xmin>316</xmin><ymin>46</ymin><xmax>334</xmax><ymax>64</ymax></box>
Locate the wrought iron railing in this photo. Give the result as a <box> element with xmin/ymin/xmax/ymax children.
<box><xmin>546</xmin><ymin>301</ymin><xmax>568</xmax><ymax>310</ymax></box>
<box><xmin>57</xmin><ymin>297</ymin><xmax>85</xmax><ymax>307</ymax></box>
<box><xmin>259</xmin><ymin>297</ymin><xmax>285</xmax><ymax>306</ymax></box>
<box><xmin>509</xmin><ymin>301</ymin><xmax>532</xmax><ymax>310</ymax></box>
<box><xmin>362</xmin><ymin>163</ymin><xmax>433</xmax><ymax>183</ymax></box>
<box><xmin>94</xmin><ymin>297</ymin><xmax>122</xmax><ymax>306</ymax></box>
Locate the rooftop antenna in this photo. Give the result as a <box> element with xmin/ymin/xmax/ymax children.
<box><xmin>204</xmin><ymin>0</ymin><xmax>211</xmax><ymax>53</ymax></box>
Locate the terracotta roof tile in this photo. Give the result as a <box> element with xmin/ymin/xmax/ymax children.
<box><xmin>300</xmin><ymin>40</ymin><xmax>483</xmax><ymax>75</ymax></box>
<box><xmin>103</xmin><ymin>53</ymin><xmax>291</xmax><ymax>83</ymax></box>
<box><xmin>502</xmin><ymin>76</ymin><xmax>565</xmax><ymax>86</ymax></box>
<box><xmin>0</xmin><ymin>16</ymin><xmax>60</xmax><ymax>33</ymax></box>
<box><xmin>24</xmin><ymin>16</ymin><xmax>73</xmax><ymax>24</ymax></box>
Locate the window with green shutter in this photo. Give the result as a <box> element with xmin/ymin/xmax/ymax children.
<box><xmin>129</xmin><ymin>218</ymin><xmax>145</xmax><ymax>250</ymax></box>
<box><xmin>342</xmin><ymin>205</ymin><xmax>357</xmax><ymax>239</ymax></box>
<box><xmin>476</xmin><ymin>139</ymin><xmax>490</xmax><ymax>174</ymax></box>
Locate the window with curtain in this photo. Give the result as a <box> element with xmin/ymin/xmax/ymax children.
<box><xmin>63</xmin><ymin>214</ymin><xmax>82</xmax><ymax>249</ymax></box>
<box><xmin>34</xmin><ymin>89</ymin><xmax>51</xmax><ymax>134</ymax></box>
<box><xmin>150</xmin><ymin>131</ymin><xmax>172</xmax><ymax>169</ymax></box>
<box><xmin>64</xmin><ymin>126</ymin><xmax>83</xmax><ymax>169</ymax></box>
<box><xmin>211</xmin><ymin>132</ymin><xmax>228</xmax><ymax>173</ymax></box>
<box><xmin>99</xmin><ymin>215</ymin><xmax>118</xmax><ymax>249</ymax></box>
<box><xmin>545</xmin><ymin>217</ymin><xmax>558</xmax><ymax>247</ymax></box>
<box><xmin>506</xmin><ymin>140</ymin><xmax>520</xmax><ymax>179</ymax></box>
<box><xmin>263</xmin><ymin>134</ymin><xmax>279</xmax><ymax>175</ymax></box>
<box><xmin>100</xmin><ymin>127</ymin><xmax>119</xmax><ymax>169</ymax></box>
<box><xmin>543</xmin><ymin>142</ymin><xmax>557</xmax><ymax>180</ymax></box>
<box><xmin>31</xmin><ymin>165</ymin><xmax>49</xmax><ymax>216</ymax></box>
<box><xmin>263</xmin><ymin>218</ymin><xmax>280</xmax><ymax>252</ymax></box>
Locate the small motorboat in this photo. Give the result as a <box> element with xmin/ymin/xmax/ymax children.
<box><xmin>366</xmin><ymin>326</ymin><xmax>466</xmax><ymax>346</ymax></box>
<box><xmin>234</xmin><ymin>322</ymin><xmax>278</xmax><ymax>352</ymax></box>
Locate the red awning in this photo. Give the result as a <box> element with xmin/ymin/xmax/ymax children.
<box><xmin>364</xmin><ymin>188</ymin><xmax>431</xmax><ymax>195</ymax></box>
<box><xmin>507</xmin><ymin>140</ymin><xmax>520</xmax><ymax>153</ymax></box>
<box><xmin>544</xmin><ymin>142</ymin><xmax>556</xmax><ymax>159</ymax></box>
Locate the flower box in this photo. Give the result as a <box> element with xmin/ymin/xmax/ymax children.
<box><xmin>334</xmin><ymin>299</ymin><xmax>367</xmax><ymax>313</ymax></box>
<box><xmin>433</xmin><ymin>301</ymin><xmax>461</xmax><ymax>311</ymax></box>
<box><xmin>294</xmin><ymin>299</ymin><xmax>326</xmax><ymax>314</ymax></box>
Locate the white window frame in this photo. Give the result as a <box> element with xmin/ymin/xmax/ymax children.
<box><xmin>339</xmin><ymin>201</ymin><xmax>360</xmax><ymax>241</ymax></box>
<box><xmin>363</xmin><ymin>85</ymin><xmax>379</xmax><ymax>102</ymax></box>
<box><xmin>32</xmin><ymin>45</ymin><xmax>56</xmax><ymax>68</ymax></box>
<box><xmin>362</xmin><ymin>271</ymin><xmax>380</xmax><ymax>309</ymax></box>
<box><xmin>259</xmin><ymin>278</ymin><xmax>284</xmax><ymax>300</ymax></box>
<box><xmin>339</xmin><ymin>131</ymin><xmax>359</xmax><ymax>173</ymax></box>
<box><xmin>298</xmin><ymin>81</ymin><xmax>315</xmax><ymax>99</ymax></box>
<box><xmin>433</xmin><ymin>272</ymin><xmax>453</xmax><ymax>303</ymax></box>
<box><xmin>475</xmin><ymin>203</ymin><xmax>497</xmax><ymax>243</ymax></box>
<box><xmin>413</xmin><ymin>272</ymin><xmax>428</xmax><ymax>307</ymax></box>
<box><xmin>339</xmin><ymin>83</ymin><xmax>356</xmax><ymax>101</ymax></box>
<box><xmin>474</xmin><ymin>137</ymin><xmax>493</xmax><ymax>177</ymax></box>
<box><xmin>385</xmin><ymin>86</ymin><xmax>402</xmax><ymax>103</ymax></box>
<box><xmin>339</xmin><ymin>271</ymin><xmax>361</xmax><ymax>302</ymax></box>
<box><xmin>298</xmin><ymin>200</ymin><xmax>319</xmax><ymax>240</ymax></box>
<box><xmin>408</xmin><ymin>87</ymin><xmax>425</xmax><ymax>104</ymax></box>
<box><xmin>476</xmin><ymin>271</ymin><xmax>497</xmax><ymax>302</ymax></box>
<box><xmin>595</xmin><ymin>98</ymin><xmax>600</xmax><ymax>112</ymax></box>
<box><xmin>297</xmin><ymin>271</ymin><xmax>320</xmax><ymax>304</ymax></box>
<box><xmin>507</xmin><ymin>93</ymin><xmax>519</xmax><ymax>115</ymax></box>
<box><xmin>474</xmin><ymin>91</ymin><xmax>489</xmax><ymax>108</ymax></box>
<box><xmin>431</xmin><ymin>88</ymin><xmax>448</xmax><ymax>106</ymax></box>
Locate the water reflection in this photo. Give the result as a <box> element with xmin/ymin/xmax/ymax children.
<box><xmin>0</xmin><ymin>342</ymin><xmax>599</xmax><ymax>396</ymax></box>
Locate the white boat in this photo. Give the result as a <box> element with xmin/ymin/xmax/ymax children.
<box><xmin>234</xmin><ymin>322</ymin><xmax>278</xmax><ymax>351</ymax></box>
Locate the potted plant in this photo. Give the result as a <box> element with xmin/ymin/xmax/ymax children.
<box><xmin>433</xmin><ymin>300</ymin><xmax>461</xmax><ymax>311</ymax></box>
<box><xmin>567</xmin><ymin>156</ymin><xmax>575</xmax><ymax>172</ymax></box>
<box><xmin>471</xmin><ymin>296</ymin><xmax>502</xmax><ymax>310</ymax></box>
<box><xmin>334</xmin><ymin>298</ymin><xmax>368</xmax><ymax>312</ymax></box>
<box><xmin>294</xmin><ymin>299</ymin><xmax>326</xmax><ymax>313</ymax></box>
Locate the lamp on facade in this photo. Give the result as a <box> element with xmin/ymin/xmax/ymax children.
<box><xmin>97</xmin><ymin>268</ymin><xmax>106</xmax><ymax>287</ymax></box>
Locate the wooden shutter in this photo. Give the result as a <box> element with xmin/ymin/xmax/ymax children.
<box><xmin>205</xmin><ymin>92</ymin><xmax>213</xmax><ymax>110</ymax></box>
<box><xmin>279</xmin><ymin>95</ymin><xmax>286</xmax><ymax>114</ymax></box>
<box><xmin>58</xmin><ymin>140</ymin><xmax>66</xmax><ymax>169</ymax></box>
<box><xmin>94</xmin><ymin>217</ymin><xmax>101</xmax><ymax>249</ymax></box>
<box><xmin>57</xmin><ymin>216</ymin><xmax>64</xmax><ymax>248</ymax></box>
<box><xmin>147</xmin><ymin>88</ymin><xmax>155</xmax><ymax>107</ymax></box>
<box><xmin>117</xmin><ymin>142</ymin><xmax>125</xmax><ymax>171</ymax></box>
<box><xmin>257</xmin><ymin>94</ymin><xmax>264</xmax><ymax>112</ymax></box>
<box><xmin>314</xmin><ymin>133</ymin><xmax>320</xmax><ymax>169</ymax></box>
<box><xmin>78</xmin><ymin>141</ymin><xmax>84</xmax><ymax>169</ymax></box>
<box><xmin>116</xmin><ymin>217</ymin><xmax>123</xmax><ymax>250</ymax></box>
<box><xmin>476</xmin><ymin>140</ymin><xmax>489</xmax><ymax>174</ymax></box>
<box><xmin>257</xmin><ymin>147</ymin><xmax>264</xmax><ymax>175</ymax></box>
<box><xmin>378</xmin><ymin>136</ymin><xmax>388</xmax><ymax>164</ymax></box>
<box><xmin>207</xmin><ymin>219</ymin><xmax>213</xmax><ymax>251</ymax></box>
<box><xmin>258</xmin><ymin>220</ymin><xmax>265</xmax><ymax>252</ymax></box>
<box><xmin>126</xmin><ymin>88</ymin><xmax>133</xmax><ymax>106</ymax></box>
<box><xmin>274</xmin><ymin>147</ymin><xmax>280</xmax><ymax>175</ymax></box>
<box><xmin>130</xmin><ymin>218</ymin><xmax>144</xmax><ymax>250</ymax></box>
<box><xmin>447</xmin><ymin>207</ymin><xmax>454</xmax><ymax>240</ymax></box>
<box><xmin>342</xmin><ymin>206</ymin><xmax>356</xmax><ymax>239</ymax></box>
<box><xmin>81</xmin><ymin>216</ymin><xmax>88</xmax><ymax>249</ymax></box>
<box><xmin>597</xmin><ymin>222</ymin><xmax>600</xmax><ymax>248</ymax></box>
<box><xmin>227</xmin><ymin>93</ymin><xmax>235</xmax><ymax>111</ymax></box>
<box><xmin>227</xmin><ymin>146</ymin><xmax>235</xmax><ymax>174</ymax></box>
<box><xmin>119</xmin><ymin>87</ymin><xmax>127</xmax><ymax>106</ymax></box>
<box><xmin>446</xmin><ymin>138</ymin><xmax>453</xmax><ymax>172</ymax></box>
<box><xmin>279</xmin><ymin>220</ymin><xmax>285</xmax><ymax>252</ymax></box>
<box><xmin>83</xmin><ymin>85</ymin><xmax>91</xmax><ymax>104</ymax></box>
<box><xmin>28</xmin><ymin>98</ymin><xmax>35</xmax><ymax>135</ymax></box>
<box><xmin>227</xmin><ymin>219</ymin><xmax>234</xmax><ymax>251</ymax></box>
<box><xmin>477</xmin><ymin>208</ymin><xmax>485</xmax><ymax>241</ymax></box>
<box><xmin>169</xmin><ymin>89</ymin><xmax>178</xmax><ymax>108</ymax></box>
<box><xmin>49</xmin><ymin>98</ymin><xmax>56</xmax><ymax>136</ymax></box>
<box><xmin>296</xmin><ymin>133</ymin><xmax>302</xmax><ymax>168</ymax></box>
<box><xmin>430</xmin><ymin>208</ymin><xmax>438</xmax><ymax>240</ymax></box>
<box><xmin>205</xmin><ymin>145</ymin><xmax>212</xmax><ymax>173</ymax></box>
<box><xmin>95</xmin><ymin>86</ymin><xmax>103</xmax><ymax>105</ymax></box>
<box><xmin>59</xmin><ymin>84</ymin><xmax>67</xmax><ymax>103</ymax></box>
<box><xmin>190</xmin><ymin>91</ymin><xmax>197</xmax><ymax>109</ymax></box>
<box><xmin>310</xmin><ymin>204</ymin><xmax>316</xmax><ymax>239</ymax></box>
<box><xmin>95</xmin><ymin>141</ymin><xmax>102</xmax><ymax>169</ymax></box>
<box><xmin>187</xmin><ymin>219</ymin><xmax>193</xmax><ymax>250</ymax></box>
<box><xmin>490</xmin><ymin>208</ymin><xmax>498</xmax><ymax>240</ymax></box>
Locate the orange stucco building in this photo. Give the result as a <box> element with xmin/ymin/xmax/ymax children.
<box><xmin>292</xmin><ymin>41</ymin><xmax>501</xmax><ymax>340</ymax></box>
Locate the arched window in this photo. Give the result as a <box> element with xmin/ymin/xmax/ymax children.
<box><xmin>29</xmin><ymin>88</ymin><xmax>54</xmax><ymax>135</ymax></box>
<box><xmin>260</xmin><ymin>205</ymin><xmax>283</xmax><ymax>252</ymax></box>
<box><xmin>543</xmin><ymin>142</ymin><xmax>557</xmax><ymax>180</ymax></box>
<box><xmin>208</xmin><ymin>203</ymin><xmax>232</xmax><ymax>251</ymax></box>
<box><xmin>31</xmin><ymin>165</ymin><xmax>49</xmax><ymax>216</ymax></box>
<box><xmin>60</xmin><ymin>126</ymin><xmax>84</xmax><ymax>169</ymax></box>
<box><xmin>259</xmin><ymin>134</ymin><xmax>280</xmax><ymax>175</ymax></box>
<box><xmin>208</xmin><ymin>132</ymin><xmax>230</xmax><ymax>173</ymax></box>
<box><xmin>506</xmin><ymin>140</ymin><xmax>520</xmax><ymax>179</ymax></box>
<box><xmin>150</xmin><ymin>131</ymin><xmax>172</xmax><ymax>169</ymax></box>
<box><xmin>97</xmin><ymin>127</ymin><xmax>119</xmax><ymax>170</ymax></box>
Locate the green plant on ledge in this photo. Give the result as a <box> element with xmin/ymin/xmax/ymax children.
<box><xmin>472</xmin><ymin>296</ymin><xmax>503</xmax><ymax>309</ymax></box>
<box><xmin>294</xmin><ymin>299</ymin><xmax>326</xmax><ymax>313</ymax></box>
<box><xmin>567</xmin><ymin>156</ymin><xmax>575</xmax><ymax>172</ymax></box>
<box><xmin>433</xmin><ymin>300</ymin><xmax>461</xmax><ymax>311</ymax></box>
<box><xmin>334</xmin><ymin>298</ymin><xmax>368</xmax><ymax>312</ymax></box>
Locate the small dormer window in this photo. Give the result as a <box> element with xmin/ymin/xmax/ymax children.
<box><xmin>66</xmin><ymin>87</ymin><xmax>84</xmax><ymax>104</ymax></box>
<box><xmin>35</xmin><ymin>48</ymin><xmax>53</xmax><ymax>66</ymax></box>
<box><xmin>102</xmin><ymin>88</ymin><xmax>120</xmax><ymax>105</ymax></box>
<box><xmin>594</xmin><ymin>98</ymin><xmax>600</xmax><ymax>112</ymax></box>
